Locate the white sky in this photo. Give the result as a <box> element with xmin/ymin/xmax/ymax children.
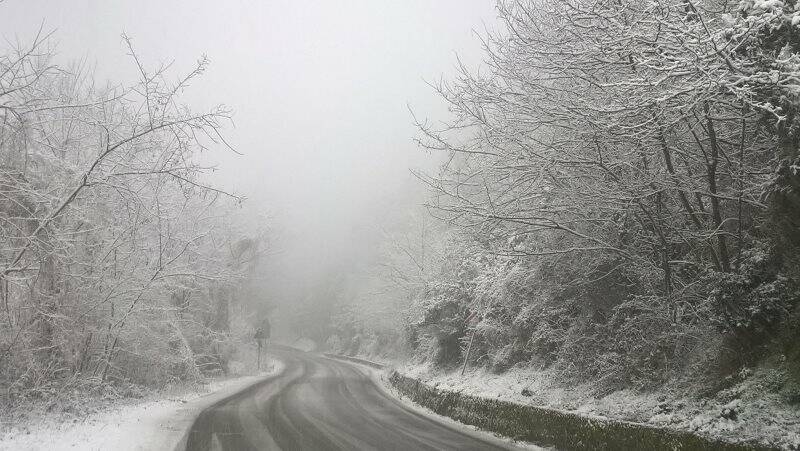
<box><xmin>0</xmin><ymin>0</ymin><xmax>496</xmax><ymax>292</ymax></box>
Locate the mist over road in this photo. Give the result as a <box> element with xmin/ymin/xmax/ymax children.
<box><xmin>184</xmin><ymin>347</ymin><xmax>514</xmax><ymax>451</ymax></box>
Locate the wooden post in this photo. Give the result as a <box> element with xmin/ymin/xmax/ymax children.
<box><xmin>257</xmin><ymin>339</ymin><xmax>262</xmax><ymax>370</ymax></box>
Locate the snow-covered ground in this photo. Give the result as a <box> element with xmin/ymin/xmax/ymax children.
<box><xmin>0</xmin><ymin>358</ymin><xmax>283</xmax><ymax>451</ymax></box>
<box><xmin>291</xmin><ymin>337</ymin><xmax>318</xmax><ymax>352</ymax></box>
<box><xmin>397</xmin><ymin>363</ymin><xmax>800</xmax><ymax>450</ymax></box>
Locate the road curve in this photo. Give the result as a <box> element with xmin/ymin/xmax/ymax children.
<box><xmin>184</xmin><ymin>347</ymin><xmax>516</xmax><ymax>451</ymax></box>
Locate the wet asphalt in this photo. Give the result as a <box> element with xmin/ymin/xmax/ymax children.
<box><xmin>183</xmin><ymin>347</ymin><xmax>514</xmax><ymax>451</ymax></box>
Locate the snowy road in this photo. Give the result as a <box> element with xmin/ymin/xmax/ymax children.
<box><xmin>183</xmin><ymin>347</ymin><xmax>515</xmax><ymax>451</ymax></box>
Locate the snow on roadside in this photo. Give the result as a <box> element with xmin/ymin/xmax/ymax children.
<box><xmin>292</xmin><ymin>338</ymin><xmax>318</xmax><ymax>352</ymax></box>
<box><xmin>0</xmin><ymin>358</ymin><xmax>284</xmax><ymax>451</ymax></box>
<box><xmin>396</xmin><ymin>363</ymin><xmax>800</xmax><ymax>450</ymax></box>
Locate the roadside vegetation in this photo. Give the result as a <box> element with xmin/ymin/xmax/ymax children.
<box><xmin>0</xmin><ymin>29</ymin><xmax>267</xmax><ymax>414</ymax></box>
<box><xmin>328</xmin><ymin>1</ymin><xmax>800</xmax><ymax>444</ymax></box>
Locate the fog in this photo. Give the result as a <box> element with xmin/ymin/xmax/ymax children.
<box><xmin>3</xmin><ymin>3</ymin><xmax>797</xmax><ymax>448</ymax></box>
<box><xmin>0</xmin><ymin>0</ymin><xmax>496</xmax><ymax>336</ymax></box>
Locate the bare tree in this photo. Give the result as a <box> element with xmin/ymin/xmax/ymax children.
<box><xmin>0</xmin><ymin>30</ymin><xmax>261</xmax><ymax>399</ymax></box>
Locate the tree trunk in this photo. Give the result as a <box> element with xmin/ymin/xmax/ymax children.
<box><xmin>704</xmin><ymin>103</ymin><xmax>731</xmax><ymax>272</ymax></box>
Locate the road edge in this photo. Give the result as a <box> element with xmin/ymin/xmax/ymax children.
<box><xmin>322</xmin><ymin>353</ymin><xmax>785</xmax><ymax>451</ymax></box>
<box><xmin>169</xmin><ymin>359</ymin><xmax>286</xmax><ymax>451</ymax></box>
<box><xmin>322</xmin><ymin>353</ymin><xmax>530</xmax><ymax>450</ymax></box>
<box><xmin>387</xmin><ymin>370</ymin><xmax>782</xmax><ymax>451</ymax></box>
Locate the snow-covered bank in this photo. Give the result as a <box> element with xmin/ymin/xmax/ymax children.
<box><xmin>396</xmin><ymin>364</ymin><xmax>799</xmax><ymax>450</ymax></box>
<box><xmin>0</xmin><ymin>358</ymin><xmax>284</xmax><ymax>451</ymax></box>
<box><xmin>323</xmin><ymin>353</ymin><xmax>386</xmax><ymax>370</ymax></box>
